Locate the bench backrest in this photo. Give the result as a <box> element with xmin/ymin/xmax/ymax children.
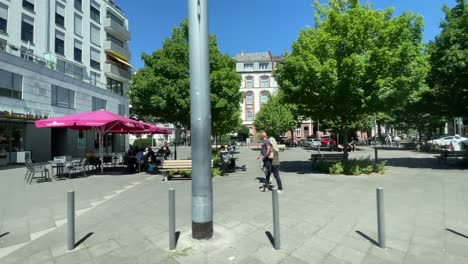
<box><xmin>161</xmin><ymin>160</ymin><xmax>214</xmax><ymax>169</ymax></box>
<box><xmin>311</xmin><ymin>154</ymin><xmax>343</xmax><ymax>158</ymax></box>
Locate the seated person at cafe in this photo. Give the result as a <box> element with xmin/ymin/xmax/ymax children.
<box><xmin>125</xmin><ymin>147</ymin><xmax>136</xmax><ymax>172</ymax></box>
<box><xmin>156</xmin><ymin>142</ymin><xmax>171</xmax><ymax>160</ymax></box>
<box><xmin>135</xmin><ymin>148</ymin><xmax>145</xmax><ymax>171</ymax></box>
<box><xmin>142</xmin><ymin>147</ymin><xmax>155</xmax><ymax>171</ymax></box>
<box><xmin>85</xmin><ymin>151</ymin><xmax>101</xmax><ymax>170</ymax></box>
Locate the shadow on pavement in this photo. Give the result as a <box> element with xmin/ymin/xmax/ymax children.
<box><xmin>75</xmin><ymin>232</ymin><xmax>94</xmax><ymax>248</ymax></box>
<box><xmin>383</xmin><ymin>157</ymin><xmax>465</xmax><ymax>170</ymax></box>
<box><xmin>446</xmin><ymin>228</ymin><xmax>468</xmax><ymax>239</ymax></box>
<box><xmin>0</xmin><ymin>232</ymin><xmax>9</xmax><ymax>238</ymax></box>
<box><xmin>356</xmin><ymin>230</ymin><xmax>379</xmax><ymax>247</ymax></box>
<box><xmin>265</xmin><ymin>231</ymin><xmax>275</xmax><ymax>248</ymax></box>
<box><xmin>279</xmin><ymin>161</ymin><xmax>312</xmax><ymax>174</ymax></box>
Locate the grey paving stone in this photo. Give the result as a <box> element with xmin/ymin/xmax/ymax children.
<box><xmin>302</xmin><ymin>235</ymin><xmax>337</xmax><ymax>254</ymax></box>
<box><xmin>321</xmin><ymin>254</ymin><xmax>353</xmax><ymax>264</ymax></box>
<box><xmin>88</xmin><ymin>239</ymin><xmax>121</xmax><ymax>258</ymax></box>
<box><xmin>54</xmin><ymin>248</ymin><xmax>94</xmax><ymax>264</ymax></box>
<box><xmin>370</xmin><ymin>246</ymin><xmax>406</xmax><ymax>264</ymax></box>
<box><xmin>290</xmin><ymin>247</ymin><xmax>327</xmax><ymax>263</ymax></box>
<box><xmin>247</xmin><ymin>245</ymin><xmax>289</xmax><ymax>264</ymax></box>
<box><xmin>329</xmin><ymin>245</ymin><xmax>366</xmax><ymax>264</ymax></box>
<box><xmin>278</xmin><ymin>255</ymin><xmax>310</xmax><ymax>264</ymax></box>
<box><xmin>231</xmin><ymin>223</ymin><xmax>258</xmax><ymax>236</ymax></box>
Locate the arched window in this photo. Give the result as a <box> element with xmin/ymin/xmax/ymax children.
<box><xmin>245</xmin><ymin>76</ymin><xmax>253</xmax><ymax>88</ymax></box>
<box><xmin>260</xmin><ymin>91</ymin><xmax>269</xmax><ymax>104</ymax></box>
<box><xmin>246</xmin><ymin>91</ymin><xmax>253</xmax><ymax>105</ymax></box>
<box><xmin>260</xmin><ymin>76</ymin><xmax>269</xmax><ymax>88</ymax></box>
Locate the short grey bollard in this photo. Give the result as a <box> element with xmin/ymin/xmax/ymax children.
<box><xmin>272</xmin><ymin>188</ymin><xmax>280</xmax><ymax>250</ymax></box>
<box><xmin>169</xmin><ymin>188</ymin><xmax>176</xmax><ymax>250</ymax></box>
<box><xmin>67</xmin><ymin>190</ymin><xmax>75</xmax><ymax>251</ymax></box>
<box><xmin>376</xmin><ymin>188</ymin><xmax>385</xmax><ymax>248</ymax></box>
<box><xmin>374</xmin><ymin>148</ymin><xmax>378</xmax><ymax>163</ymax></box>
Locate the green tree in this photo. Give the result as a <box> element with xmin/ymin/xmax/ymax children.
<box><xmin>129</xmin><ymin>19</ymin><xmax>243</xmax><ymax>134</ymax></box>
<box><xmin>275</xmin><ymin>0</ymin><xmax>428</xmax><ymax>159</ymax></box>
<box><xmin>253</xmin><ymin>95</ymin><xmax>296</xmax><ymax>139</ymax></box>
<box><xmin>237</xmin><ymin>124</ymin><xmax>250</xmax><ymax>141</ymax></box>
<box><xmin>428</xmin><ymin>0</ymin><xmax>468</xmax><ymax>119</ymax></box>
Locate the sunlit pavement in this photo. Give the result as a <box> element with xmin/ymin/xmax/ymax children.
<box><xmin>0</xmin><ymin>146</ymin><xmax>467</xmax><ymax>263</ymax></box>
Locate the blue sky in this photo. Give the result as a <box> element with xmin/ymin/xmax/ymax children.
<box><xmin>117</xmin><ymin>0</ymin><xmax>457</xmax><ymax>69</ymax></box>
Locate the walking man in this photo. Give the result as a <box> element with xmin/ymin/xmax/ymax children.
<box><xmin>256</xmin><ymin>131</ymin><xmax>271</xmax><ymax>192</ymax></box>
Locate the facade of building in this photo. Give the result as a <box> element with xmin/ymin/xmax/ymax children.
<box><xmin>0</xmin><ymin>0</ymin><xmax>131</xmax><ymax>165</ymax></box>
<box><xmin>234</xmin><ymin>51</ymin><xmax>313</xmax><ymax>143</ymax></box>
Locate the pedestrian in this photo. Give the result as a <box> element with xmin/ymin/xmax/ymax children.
<box><xmin>349</xmin><ymin>137</ymin><xmax>356</xmax><ymax>152</ymax></box>
<box><xmin>256</xmin><ymin>131</ymin><xmax>271</xmax><ymax>192</ymax></box>
<box><xmin>450</xmin><ymin>135</ymin><xmax>462</xmax><ymax>151</ymax></box>
<box><xmin>268</xmin><ymin>137</ymin><xmax>283</xmax><ymax>194</ymax></box>
<box><xmin>393</xmin><ymin>135</ymin><xmax>401</xmax><ymax>148</ymax></box>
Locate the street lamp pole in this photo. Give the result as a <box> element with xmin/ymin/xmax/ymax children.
<box><xmin>188</xmin><ymin>0</ymin><xmax>213</xmax><ymax>239</ymax></box>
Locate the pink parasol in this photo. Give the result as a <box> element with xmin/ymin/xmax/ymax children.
<box><xmin>35</xmin><ymin>110</ymin><xmax>146</xmax><ymax>173</ymax></box>
<box><xmin>110</xmin><ymin>122</ymin><xmax>172</xmax><ymax>135</ymax></box>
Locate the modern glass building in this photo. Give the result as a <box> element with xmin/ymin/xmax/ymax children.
<box><xmin>0</xmin><ymin>0</ymin><xmax>131</xmax><ymax>164</ymax></box>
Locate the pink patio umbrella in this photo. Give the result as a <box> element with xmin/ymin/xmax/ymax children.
<box><xmin>35</xmin><ymin>109</ymin><xmax>146</xmax><ymax>173</ymax></box>
<box><xmin>110</xmin><ymin>122</ymin><xmax>172</xmax><ymax>135</ymax></box>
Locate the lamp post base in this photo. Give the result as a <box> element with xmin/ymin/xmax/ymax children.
<box><xmin>192</xmin><ymin>221</ymin><xmax>213</xmax><ymax>240</ymax></box>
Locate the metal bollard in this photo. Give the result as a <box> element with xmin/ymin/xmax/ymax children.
<box><xmin>67</xmin><ymin>190</ymin><xmax>75</xmax><ymax>251</ymax></box>
<box><xmin>169</xmin><ymin>188</ymin><xmax>176</xmax><ymax>250</ymax></box>
<box><xmin>272</xmin><ymin>188</ymin><xmax>280</xmax><ymax>250</ymax></box>
<box><xmin>374</xmin><ymin>148</ymin><xmax>378</xmax><ymax>163</ymax></box>
<box><xmin>376</xmin><ymin>188</ymin><xmax>385</xmax><ymax>248</ymax></box>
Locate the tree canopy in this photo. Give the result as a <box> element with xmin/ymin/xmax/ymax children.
<box><xmin>253</xmin><ymin>94</ymin><xmax>296</xmax><ymax>139</ymax></box>
<box><xmin>427</xmin><ymin>0</ymin><xmax>468</xmax><ymax>119</ymax></box>
<box><xmin>274</xmin><ymin>0</ymin><xmax>429</xmax><ymax>156</ymax></box>
<box><xmin>129</xmin><ymin>19</ymin><xmax>243</xmax><ymax>135</ymax></box>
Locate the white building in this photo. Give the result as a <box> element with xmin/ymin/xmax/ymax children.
<box><xmin>234</xmin><ymin>51</ymin><xmax>313</xmax><ymax>142</ymax></box>
<box><xmin>0</xmin><ymin>0</ymin><xmax>131</xmax><ymax>164</ymax></box>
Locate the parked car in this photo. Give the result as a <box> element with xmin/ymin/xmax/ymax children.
<box><xmin>301</xmin><ymin>139</ymin><xmax>321</xmax><ymax>147</ymax></box>
<box><xmin>428</xmin><ymin>136</ymin><xmax>468</xmax><ymax>146</ymax></box>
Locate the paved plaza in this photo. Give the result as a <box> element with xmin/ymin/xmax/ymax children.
<box><xmin>0</xmin><ymin>146</ymin><xmax>467</xmax><ymax>263</ymax></box>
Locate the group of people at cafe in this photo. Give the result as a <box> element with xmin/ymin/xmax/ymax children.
<box><xmin>126</xmin><ymin>142</ymin><xmax>171</xmax><ymax>172</ymax></box>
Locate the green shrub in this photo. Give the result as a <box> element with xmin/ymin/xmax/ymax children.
<box><xmin>373</xmin><ymin>161</ymin><xmax>386</xmax><ymax>174</ymax></box>
<box><xmin>361</xmin><ymin>164</ymin><xmax>374</xmax><ymax>174</ymax></box>
<box><xmin>212</xmin><ymin>154</ymin><xmax>221</xmax><ymax>168</ymax></box>
<box><xmin>133</xmin><ymin>138</ymin><xmax>153</xmax><ymax>149</ymax></box>
<box><xmin>343</xmin><ymin>162</ymin><xmax>361</xmax><ymax>175</ymax></box>
<box><xmin>329</xmin><ymin>162</ymin><xmax>344</xmax><ymax>174</ymax></box>
<box><xmin>212</xmin><ymin>167</ymin><xmax>222</xmax><ymax>177</ymax></box>
<box><xmin>316</xmin><ymin>162</ymin><xmax>332</xmax><ymax>173</ymax></box>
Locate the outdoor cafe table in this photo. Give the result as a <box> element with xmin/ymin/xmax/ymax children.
<box><xmin>48</xmin><ymin>159</ymin><xmax>80</xmax><ymax>177</ymax></box>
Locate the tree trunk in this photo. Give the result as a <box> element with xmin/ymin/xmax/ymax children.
<box><xmin>290</xmin><ymin>129</ymin><xmax>294</xmax><ymax>147</ymax></box>
<box><xmin>343</xmin><ymin>128</ymin><xmax>349</xmax><ymax>161</ymax></box>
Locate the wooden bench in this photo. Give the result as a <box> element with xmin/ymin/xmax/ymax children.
<box><xmin>277</xmin><ymin>144</ymin><xmax>286</xmax><ymax>151</ymax></box>
<box><xmin>309</xmin><ymin>153</ymin><xmax>344</xmax><ymax>168</ymax></box>
<box><xmin>159</xmin><ymin>160</ymin><xmax>213</xmax><ymax>181</ymax></box>
<box><xmin>435</xmin><ymin>151</ymin><xmax>465</xmax><ymax>164</ymax></box>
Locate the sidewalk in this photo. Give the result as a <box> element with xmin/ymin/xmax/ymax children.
<box><xmin>0</xmin><ymin>146</ymin><xmax>467</xmax><ymax>263</ymax></box>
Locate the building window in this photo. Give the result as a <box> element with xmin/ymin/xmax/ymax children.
<box><xmin>259</xmin><ymin>63</ymin><xmax>269</xmax><ymax>70</ymax></box>
<box><xmin>90</xmin><ymin>24</ymin><xmax>100</xmax><ymax>45</ymax></box>
<box><xmin>74</xmin><ymin>14</ymin><xmax>82</xmax><ymax>36</ymax></box>
<box><xmin>106</xmin><ymin>33</ymin><xmax>123</xmax><ymax>47</ymax></box>
<box><xmin>260</xmin><ymin>76</ymin><xmax>269</xmax><ymax>88</ymax></box>
<box><xmin>245</xmin><ymin>76</ymin><xmax>253</xmax><ymax>88</ymax></box>
<box><xmin>92</xmin><ymin>97</ymin><xmax>106</xmax><ymax>111</ymax></box>
<box><xmin>90</xmin><ymin>71</ymin><xmax>100</xmax><ymax>86</ymax></box>
<box><xmin>20</xmin><ymin>46</ymin><xmax>33</xmax><ymax>61</ymax></box>
<box><xmin>74</xmin><ymin>0</ymin><xmax>82</xmax><ymax>11</ymax></box>
<box><xmin>22</xmin><ymin>0</ymin><xmax>34</xmax><ymax>12</ymax></box>
<box><xmin>261</xmin><ymin>92</ymin><xmax>269</xmax><ymax>105</ymax></box>
<box><xmin>74</xmin><ymin>40</ymin><xmax>82</xmax><ymax>62</ymax></box>
<box><xmin>106</xmin><ymin>11</ymin><xmax>124</xmax><ymax>27</ymax></box>
<box><xmin>0</xmin><ymin>39</ymin><xmax>6</xmax><ymax>51</ymax></box>
<box><xmin>90</xmin><ymin>1</ymin><xmax>100</xmax><ymax>23</ymax></box>
<box><xmin>296</xmin><ymin>128</ymin><xmax>301</xmax><ymax>137</ymax></box>
<box><xmin>118</xmin><ymin>104</ymin><xmax>125</xmax><ymax>116</ymax></box>
<box><xmin>244</xmin><ymin>63</ymin><xmax>253</xmax><ymax>70</ymax></box>
<box><xmin>90</xmin><ymin>48</ymin><xmax>100</xmax><ymax>69</ymax></box>
<box><xmin>246</xmin><ymin>109</ymin><xmax>254</xmax><ymax>121</ymax></box>
<box><xmin>21</xmin><ymin>15</ymin><xmax>34</xmax><ymax>43</ymax></box>
<box><xmin>52</xmin><ymin>85</ymin><xmax>74</xmax><ymax>108</ymax></box>
<box><xmin>107</xmin><ymin>77</ymin><xmax>123</xmax><ymax>95</ymax></box>
<box><xmin>55</xmin><ymin>2</ymin><xmax>65</xmax><ymax>27</ymax></box>
<box><xmin>0</xmin><ymin>3</ymin><xmax>8</xmax><ymax>33</ymax></box>
<box><xmin>246</xmin><ymin>92</ymin><xmax>253</xmax><ymax>105</ymax></box>
<box><xmin>57</xmin><ymin>58</ymin><xmax>84</xmax><ymax>80</ymax></box>
<box><xmin>55</xmin><ymin>30</ymin><xmax>65</xmax><ymax>55</ymax></box>
<box><xmin>0</xmin><ymin>69</ymin><xmax>22</xmax><ymax>99</ymax></box>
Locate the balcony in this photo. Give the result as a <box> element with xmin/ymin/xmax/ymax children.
<box><xmin>104</xmin><ymin>16</ymin><xmax>131</xmax><ymax>41</ymax></box>
<box><xmin>104</xmin><ymin>40</ymin><xmax>131</xmax><ymax>61</ymax></box>
<box><xmin>104</xmin><ymin>61</ymin><xmax>131</xmax><ymax>80</ymax></box>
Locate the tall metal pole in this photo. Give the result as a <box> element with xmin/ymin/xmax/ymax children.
<box><xmin>67</xmin><ymin>190</ymin><xmax>75</xmax><ymax>251</ymax></box>
<box><xmin>169</xmin><ymin>188</ymin><xmax>176</xmax><ymax>250</ymax></box>
<box><xmin>189</xmin><ymin>0</ymin><xmax>213</xmax><ymax>239</ymax></box>
<box><xmin>376</xmin><ymin>188</ymin><xmax>385</xmax><ymax>248</ymax></box>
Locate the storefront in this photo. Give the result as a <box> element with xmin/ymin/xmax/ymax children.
<box><xmin>0</xmin><ymin>111</ymin><xmax>50</xmax><ymax>165</ymax></box>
